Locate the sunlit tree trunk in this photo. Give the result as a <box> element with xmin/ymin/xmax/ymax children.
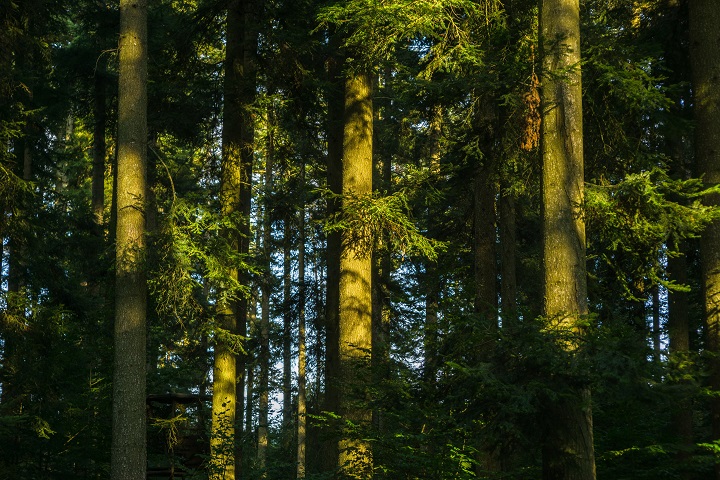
<box><xmin>337</xmin><ymin>69</ymin><xmax>373</xmax><ymax>479</ymax></box>
<box><xmin>111</xmin><ymin>1</ymin><xmax>147</xmax><ymax>478</ymax></box>
<box><xmin>212</xmin><ymin>2</ymin><xmax>241</xmax><ymax>477</ymax></box>
<box><xmin>539</xmin><ymin>0</ymin><xmax>595</xmax><ymax>478</ymax></box>
<box><xmin>297</xmin><ymin>166</ymin><xmax>307</xmax><ymax>478</ymax></box>
<box><xmin>690</xmin><ymin>2</ymin><xmax>720</xmax><ymax>478</ymax></box>
<box><xmin>211</xmin><ymin>0</ymin><xmax>255</xmax><ymax>476</ymax></box>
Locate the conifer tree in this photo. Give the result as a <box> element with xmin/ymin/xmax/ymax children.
<box><xmin>337</xmin><ymin>69</ymin><xmax>374</xmax><ymax>479</ymax></box>
<box><xmin>690</xmin><ymin>1</ymin><xmax>720</xmax><ymax>478</ymax></box>
<box><xmin>539</xmin><ymin>0</ymin><xmax>595</xmax><ymax>478</ymax></box>
<box><xmin>111</xmin><ymin>0</ymin><xmax>148</xmax><ymax>478</ymax></box>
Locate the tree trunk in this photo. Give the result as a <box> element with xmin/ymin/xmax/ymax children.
<box><xmin>111</xmin><ymin>1</ymin><xmax>147</xmax><ymax>479</ymax></box>
<box><xmin>473</xmin><ymin>170</ymin><xmax>497</xmax><ymax>317</ymax></box>
<box><xmin>690</xmin><ymin>3</ymin><xmax>720</xmax><ymax>478</ymax></box>
<box><xmin>212</xmin><ymin>0</ymin><xmax>256</xmax><ymax>477</ymax></box>
<box><xmin>257</xmin><ymin>110</ymin><xmax>274</xmax><ymax>478</ymax></box>
<box><xmin>283</xmin><ymin>216</ymin><xmax>293</xmax><ymax>435</ymax></box>
<box><xmin>337</xmin><ymin>70</ymin><xmax>374</xmax><ymax>479</ymax></box>
<box><xmin>246</xmin><ymin>291</ymin><xmax>257</xmax><ymax>436</ymax></box>
<box><xmin>322</xmin><ymin>42</ymin><xmax>344</xmax><ymax>475</ymax></box>
<box><xmin>499</xmin><ymin>192</ymin><xmax>518</xmax><ymax>324</ymax></box>
<box><xmin>539</xmin><ymin>0</ymin><xmax>595</xmax><ymax>478</ymax></box>
<box><xmin>237</xmin><ymin>0</ymin><xmax>257</xmax><ymax>469</ymax></box>
<box><xmin>423</xmin><ymin>104</ymin><xmax>443</xmax><ymax>385</ymax></box>
<box><xmin>297</xmin><ymin>170</ymin><xmax>307</xmax><ymax>478</ymax></box>
<box><xmin>473</xmin><ymin>106</ymin><xmax>498</xmax><ymax>326</ymax></box>
<box><xmin>668</xmin><ymin>252</ymin><xmax>693</xmax><ymax>476</ymax></box>
<box><xmin>371</xmin><ymin>71</ymin><xmax>392</xmax><ymax>431</ymax></box>
<box><xmin>212</xmin><ymin>2</ymin><xmax>242</xmax><ymax>477</ymax></box>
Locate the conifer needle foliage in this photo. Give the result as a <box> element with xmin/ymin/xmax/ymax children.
<box><xmin>322</xmin><ymin>189</ymin><xmax>444</xmax><ymax>261</ymax></box>
<box><xmin>585</xmin><ymin>168</ymin><xmax>720</xmax><ymax>295</ymax></box>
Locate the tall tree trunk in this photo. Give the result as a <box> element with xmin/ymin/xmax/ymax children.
<box><xmin>212</xmin><ymin>0</ymin><xmax>256</xmax><ymax>476</ymax></box>
<box><xmin>371</xmin><ymin>69</ymin><xmax>392</xmax><ymax>431</ymax></box>
<box><xmin>322</xmin><ymin>43</ymin><xmax>344</xmax><ymax>475</ymax></box>
<box><xmin>283</xmin><ymin>216</ymin><xmax>293</xmax><ymax>436</ymax></box>
<box><xmin>473</xmin><ymin>100</ymin><xmax>498</xmax><ymax>326</ymax></box>
<box><xmin>667</xmin><ymin>252</ymin><xmax>693</xmax><ymax>476</ymax></box>
<box><xmin>236</xmin><ymin>0</ymin><xmax>257</xmax><ymax>469</ymax></box>
<box><xmin>499</xmin><ymin>192</ymin><xmax>518</xmax><ymax>324</ymax></box>
<box><xmin>257</xmin><ymin>113</ymin><xmax>274</xmax><ymax>478</ymax></box>
<box><xmin>539</xmin><ymin>0</ymin><xmax>595</xmax><ymax>478</ymax></box>
<box><xmin>690</xmin><ymin>3</ymin><xmax>720</xmax><ymax>478</ymax></box>
<box><xmin>663</xmin><ymin>0</ymin><xmax>692</xmax><ymax>465</ymax></box>
<box><xmin>473</xmin><ymin>170</ymin><xmax>497</xmax><ymax>320</ymax></box>
<box><xmin>423</xmin><ymin>104</ymin><xmax>443</xmax><ymax>385</ymax></box>
<box><xmin>297</xmin><ymin>169</ymin><xmax>307</xmax><ymax>478</ymax></box>
<box><xmin>212</xmin><ymin>3</ymin><xmax>241</xmax><ymax>478</ymax></box>
<box><xmin>111</xmin><ymin>1</ymin><xmax>147</xmax><ymax>479</ymax></box>
<box><xmin>245</xmin><ymin>293</ymin><xmax>256</xmax><ymax>440</ymax></box>
<box><xmin>337</xmin><ymin>70</ymin><xmax>373</xmax><ymax>479</ymax></box>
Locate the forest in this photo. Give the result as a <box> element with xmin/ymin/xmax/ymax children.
<box><xmin>2</xmin><ymin>0</ymin><xmax>720</xmax><ymax>479</ymax></box>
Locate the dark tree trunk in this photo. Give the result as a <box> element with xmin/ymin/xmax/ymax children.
<box><xmin>322</xmin><ymin>41</ymin><xmax>344</xmax><ymax>475</ymax></box>
<box><xmin>690</xmin><ymin>4</ymin><xmax>720</xmax><ymax>478</ymax></box>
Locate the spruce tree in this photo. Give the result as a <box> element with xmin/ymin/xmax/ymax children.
<box><xmin>111</xmin><ymin>0</ymin><xmax>148</xmax><ymax>478</ymax></box>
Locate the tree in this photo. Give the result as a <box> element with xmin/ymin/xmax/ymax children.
<box><xmin>690</xmin><ymin>1</ymin><xmax>720</xmax><ymax>478</ymax></box>
<box><xmin>210</xmin><ymin>0</ymin><xmax>257</xmax><ymax>477</ymax></box>
<box><xmin>539</xmin><ymin>0</ymin><xmax>595</xmax><ymax>478</ymax></box>
<box><xmin>111</xmin><ymin>0</ymin><xmax>148</xmax><ymax>479</ymax></box>
<box><xmin>337</xmin><ymin>69</ymin><xmax>374</xmax><ymax>479</ymax></box>
<box><xmin>297</xmin><ymin>162</ymin><xmax>308</xmax><ymax>479</ymax></box>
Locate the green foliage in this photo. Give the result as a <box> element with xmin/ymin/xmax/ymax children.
<box><xmin>323</xmin><ymin>189</ymin><xmax>444</xmax><ymax>261</ymax></box>
<box><xmin>152</xmin><ymin>200</ymin><xmax>249</xmax><ymax>319</ymax></box>
<box><xmin>317</xmin><ymin>0</ymin><xmax>505</xmax><ymax>74</ymax></box>
<box><xmin>586</xmin><ymin>168</ymin><xmax>720</xmax><ymax>297</ymax></box>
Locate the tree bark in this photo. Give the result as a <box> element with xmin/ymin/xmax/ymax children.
<box><xmin>322</xmin><ymin>41</ymin><xmax>344</xmax><ymax>475</ymax></box>
<box><xmin>473</xmin><ymin>97</ymin><xmax>498</xmax><ymax>326</ymax></box>
<box><xmin>423</xmin><ymin>104</ymin><xmax>443</xmax><ymax>385</ymax></box>
<box><xmin>111</xmin><ymin>1</ymin><xmax>147</xmax><ymax>479</ymax></box>
<box><xmin>371</xmin><ymin>69</ymin><xmax>392</xmax><ymax>431</ymax></box>
<box><xmin>297</xmin><ymin>170</ymin><xmax>307</xmax><ymax>478</ymax></box>
<box><xmin>337</xmin><ymin>70</ymin><xmax>373</xmax><ymax>479</ymax></box>
<box><xmin>499</xmin><ymin>192</ymin><xmax>518</xmax><ymax>324</ymax></box>
<box><xmin>539</xmin><ymin>0</ymin><xmax>595</xmax><ymax>478</ymax></box>
<box><xmin>283</xmin><ymin>216</ymin><xmax>293</xmax><ymax>435</ymax></box>
<box><xmin>211</xmin><ymin>0</ymin><xmax>256</xmax><ymax>476</ymax></box>
<box><xmin>690</xmin><ymin>2</ymin><xmax>720</xmax><ymax>478</ymax></box>
<box><xmin>257</xmin><ymin>109</ymin><xmax>274</xmax><ymax>478</ymax></box>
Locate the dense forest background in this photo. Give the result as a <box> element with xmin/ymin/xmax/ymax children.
<box><xmin>2</xmin><ymin>0</ymin><xmax>720</xmax><ymax>479</ymax></box>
